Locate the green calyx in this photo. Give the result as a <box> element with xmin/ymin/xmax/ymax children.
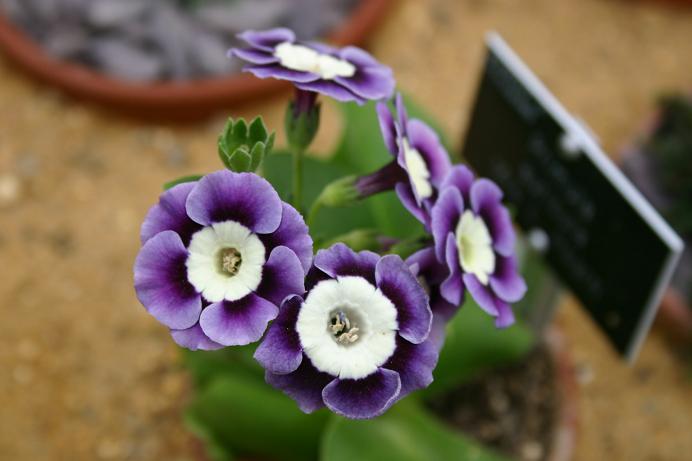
<box><xmin>218</xmin><ymin>117</ymin><xmax>275</xmax><ymax>173</ymax></box>
<box><xmin>285</xmin><ymin>101</ymin><xmax>321</xmax><ymax>153</ymax></box>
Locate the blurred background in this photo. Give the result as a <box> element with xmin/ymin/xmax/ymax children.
<box><xmin>0</xmin><ymin>0</ymin><xmax>690</xmax><ymax>460</ymax></box>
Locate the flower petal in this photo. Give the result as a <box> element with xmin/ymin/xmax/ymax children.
<box><xmin>395</xmin><ymin>182</ymin><xmax>428</xmax><ymax>226</ymax></box>
<box><xmin>140</xmin><ymin>182</ymin><xmax>201</xmax><ymax>246</ymax></box>
<box><xmin>322</xmin><ymin>368</ymin><xmax>401</xmax><ymax>419</ymax></box>
<box><xmin>256</xmin><ymin>246</ymin><xmax>305</xmax><ymax>307</ymax></box>
<box><xmin>441</xmin><ymin>165</ymin><xmax>474</xmax><ymax>200</ymax></box>
<box><xmin>406</xmin><ymin>119</ymin><xmax>451</xmax><ymax>187</ymax></box>
<box><xmin>470</xmin><ymin>178</ymin><xmax>503</xmax><ymax>215</ymax></box>
<box><xmin>384</xmin><ymin>337</ymin><xmax>438</xmax><ymax>398</ymax></box>
<box><xmin>489</xmin><ymin>255</ymin><xmax>527</xmax><ymax>303</ymax></box>
<box><xmin>338</xmin><ymin>46</ymin><xmax>382</xmax><ymax>68</ymax></box>
<box><xmin>265</xmin><ymin>358</ymin><xmax>333</xmax><ymax>413</ymax></box>
<box><xmin>259</xmin><ymin>203</ymin><xmax>313</xmax><ymax>274</ymax></box>
<box><xmin>134</xmin><ymin>231</ymin><xmax>201</xmax><ymax>330</ymax></box>
<box><xmin>237</xmin><ymin>28</ymin><xmax>295</xmax><ymax>51</ymax></box>
<box><xmin>376</xmin><ymin>101</ymin><xmax>398</xmax><ymax>155</ymax></box>
<box><xmin>171</xmin><ymin>323</ymin><xmax>224</xmax><ymax>351</ymax></box>
<box><xmin>295</xmin><ymin>79</ymin><xmax>366</xmax><ymax>104</ymax></box>
<box><xmin>494</xmin><ymin>299</ymin><xmax>516</xmax><ymax>328</ymax></box>
<box><xmin>483</xmin><ymin>202</ymin><xmax>515</xmax><ymax>257</ymax></box>
<box><xmin>185</xmin><ymin>170</ymin><xmax>282</xmax><ymax>234</ymax></box>
<box><xmin>395</xmin><ymin>93</ymin><xmax>408</xmax><ymax>136</ymax></box>
<box><xmin>255</xmin><ymin>295</ymin><xmax>303</xmax><ymax>374</ymax></box>
<box><xmin>335</xmin><ymin>67</ymin><xmax>395</xmax><ymax>101</ymax></box>
<box><xmin>199</xmin><ymin>294</ymin><xmax>278</xmax><ymax>346</ymax></box>
<box><xmin>463</xmin><ymin>273</ymin><xmax>499</xmax><ymax>316</ymax></box>
<box><xmin>427</xmin><ymin>312</ymin><xmax>450</xmax><ymax>351</ymax></box>
<box><xmin>229</xmin><ymin>47</ymin><xmax>278</xmax><ymax>65</ymax></box>
<box><xmin>406</xmin><ymin>247</ymin><xmax>449</xmax><ymax>286</ymax></box>
<box><xmin>243</xmin><ymin>64</ymin><xmax>320</xmax><ymax>83</ymax></box>
<box><xmin>305</xmin><ymin>264</ymin><xmax>330</xmax><ymax>291</ymax></box>
<box><xmin>431</xmin><ymin>187</ymin><xmax>464</xmax><ymax>261</ymax></box>
<box><xmin>376</xmin><ymin>255</ymin><xmax>432</xmax><ymax>344</ymax></box>
<box><xmin>440</xmin><ymin>233</ymin><xmax>464</xmax><ymax>306</ymax></box>
<box><xmin>314</xmin><ymin>243</ymin><xmax>379</xmax><ymax>285</ymax></box>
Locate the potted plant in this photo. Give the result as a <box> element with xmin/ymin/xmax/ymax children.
<box><xmin>133</xmin><ymin>28</ymin><xmax>578</xmax><ymax>461</ymax></box>
<box><xmin>622</xmin><ymin>94</ymin><xmax>692</xmax><ymax>345</ymax></box>
<box><xmin>0</xmin><ymin>0</ymin><xmax>393</xmax><ymax>120</ymax></box>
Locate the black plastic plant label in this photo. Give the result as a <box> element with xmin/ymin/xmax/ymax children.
<box><xmin>462</xmin><ymin>33</ymin><xmax>684</xmax><ymax>361</ymax></box>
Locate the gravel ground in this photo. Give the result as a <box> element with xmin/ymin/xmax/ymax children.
<box><xmin>0</xmin><ymin>0</ymin><xmax>691</xmax><ymax>460</ymax></box>
<box><xmin>0</xmin><ymin>0</ymin><xmax>358</xmax><ymax>81</ymax></box>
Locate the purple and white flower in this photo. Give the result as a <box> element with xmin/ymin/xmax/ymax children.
<box><xmin>355</xmin><ymin>94</ymin><xmax>451</xmax><ymax>227</ymax></box>
<box><xmin>430</xmin><ymin>166</ymin><xmax>526</xmax><ymax>328</ymax></box>
<box><xmin>406</xmin><ymin>247</ymin><xmax>458</xmax><ymax>350</ymax></box>
<box><xmin>255</xmin><ymin>243</ymin><xmax>437</xmax><ymax>419</ymax></box>
<box><xmin>134</xmin><ymin>170</ymin><xmax>312</xmax><ymax>350</ymax></box>
<box><xmin>229</xmin><ymin>28</ymin><xmax>395</xmax><ymax>104</ymax></box>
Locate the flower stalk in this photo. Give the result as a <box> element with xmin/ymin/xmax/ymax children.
<box><xmin>285</xmin><ymin>89</ymin><xmax>321</xmax><ymax>210</ymax></box>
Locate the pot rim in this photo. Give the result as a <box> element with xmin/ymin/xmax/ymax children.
<box><xmin>0</xmin><ymin>0</ymin><xmax>395</xmax><ymax>119</ymax></box>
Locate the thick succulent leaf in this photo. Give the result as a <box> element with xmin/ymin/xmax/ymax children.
<box><xmin>249</xmin><ymin>116</ymin><xmax>269</xmax><ymax>144</ymax></box>
<box><xmin>186</xmin><ymin>373</ymin><xmax>328</xmax><ymax>461</ymax></box>
<box><xmin>321</xmin><ymin>400</ymin><xmax>509</xmax><ymax>461</ymax></box>
<box><xmin>231</xmin><ymin>118</ymin><xmax>248</xmax><ymax>141</ymax></box>
<box><xmin>250</xmin><ymin>141</ymin><xmax>266</xmax><ymax>172</ymax></box>
<box><xmin>228</xmin><ymin>147</ymin><xmax>252</xmax><ymax>172</ymax></box>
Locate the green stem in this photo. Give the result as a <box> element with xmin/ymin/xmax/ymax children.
<box><xmin>291</xmin><ymin>146</ymin><xmax>304</xmax><ymax>211</ymax></box>
<box><xmin>307</xmin><ymin>197</ymin><xmax>322</xmax><ymax>228</ymax></box>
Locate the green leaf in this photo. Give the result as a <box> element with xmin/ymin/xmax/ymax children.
<box><xmin>422</xmin><ymin>302</ymin><xmax>535</xmax><ymax>398</ymax></box>
<box><xmin>163</xmin><ymin>174</ymin><xmax>202</xmax><ymax>190</ymax></box>
<box><xmin>266</xmin><ymin>132</ymin><xmax>276</xmax><ymax>155</ymax></box>
<box><xmin>183</xmin><ymin>345</ymin><xmax>264</xmax><ymax>390</ymax></box>
<box><xmin>187</xmin><ymin>373</ymin><xmax>328</xmax><ymax>461</ymax></box>
<box><xmin>248</xmin><ymin>116</ymin><xmax>268</xmax><ymax>144</ymax></box>
<box><xmin>185</xmin><ymin>410</ymin><xmax>236</xmax><ymax>461</ymax></box>
<box><xmin>228</xmin><ymin>147</ymin><xmax>252</xmax><ymax>172</ymax></box>
<box><xmin>218</xmin><ymin>117</ymin><xmax>274</xmax><ymax>172</ymax></box>
<box><xmin>249</xmin><ymin>142</ymin><xmax>266</xmax><ymax>172</ymax></box>
<box><xmin>231</xmin><ymin>118</ymin><xmax>248</xmax><ymax>141</ymax></box>
<box><xmin>321</xmin><ymin>401</ymin><xmax>509</xmax><ymax>461</ymax></box>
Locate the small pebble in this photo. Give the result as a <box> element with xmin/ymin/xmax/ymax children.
<box><xmin>0</xmin><ymin>174</ymin><xmax>21</xmax><ymax>206</ymax></box>
<box><xmin>97</xmin><ymin>438</ymin><xmax>124</xmax><ymax>460</ymax></box>
<box><xmin>13</xmin><ymin>365</ymin><xmax>34</xmax><ymax>385</ymax></box>
<box><xmin>87</xmin><ymin>0</ymin><xmax>149</xmax><ymax>28</ymax></box>
<box><xmin>521</xmin><ymin>441</ymin><xmax>544</xmax><ymax>461</ymax></box>
<box><xmin>17</xmin><ymin>339</ymin><xmax>40</xmax><ymax>360</ymax></box>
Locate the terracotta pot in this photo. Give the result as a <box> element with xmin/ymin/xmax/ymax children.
<box><xmin>657</xmin><ymin>288</ymin><xmax>692</xmax><ymax>345</ymax></box>
<box><xmin>0</xmin><ymin>0</ymin><xmax>395</xmax><ymax>121</ymax></box>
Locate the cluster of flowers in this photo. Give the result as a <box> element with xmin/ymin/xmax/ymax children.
<box><xmin>134</xmin><ymin>29</ymin><xmax>525</xmax><ymax>420</ymax></box>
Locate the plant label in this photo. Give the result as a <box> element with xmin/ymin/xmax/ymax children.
<box><xmin>462</xmin><ymin>32</ymin><xmax>684</xmax><ymax>362</ymax></box>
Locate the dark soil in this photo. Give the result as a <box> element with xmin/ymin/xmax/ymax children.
<box><xmin>426</xmin><ymin>345</ymin><xmax>558</xmax><ymax>461</ymax></box>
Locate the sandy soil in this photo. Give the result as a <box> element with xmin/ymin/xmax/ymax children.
<box><xmin>0</xmin><ymin>0</ymin><xmax>691</xmax><ymax>460</ymax></box>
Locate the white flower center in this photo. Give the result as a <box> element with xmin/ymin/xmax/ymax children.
<box><xmin>296</xmin><ymin>276</ymin><xmax>398</xmax><ymax>380</ymax></box>
<box><xmin>186</xmin><ymin>220</ymin><xmax>266</xmax><ymax>303</ymax></box>
<box><xmin>455</xmin><ymin>210</ymin><xmax>495</xmax><ymax>285</ymax></box>
<box><xmin>274</xmin><ymin>42</ymin><xmax>356</xmax><ymax>80</ymax></box>
<box><xmin>402</xmin><ymin>138</ymin><xmax>432</xmax><ymax>199</ymax></box>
